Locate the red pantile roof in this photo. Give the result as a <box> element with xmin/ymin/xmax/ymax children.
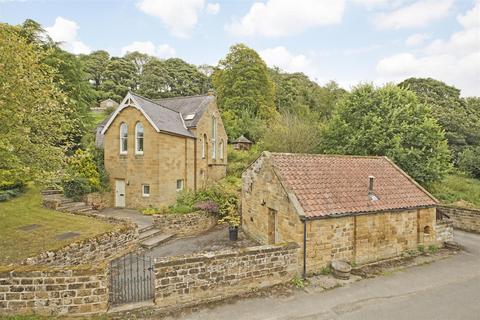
<box><xmin>268</xmin><ymin>153</ymin><xmax>437</xmax><ymax>218</ymax></box>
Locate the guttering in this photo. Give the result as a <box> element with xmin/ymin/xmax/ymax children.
<box><xmin>301</xmin><ymin>204</ymin><xmax>437</xmax><ymax>221</ymax></box>
<box><xmin>301</xmin><ymin>217</ymin><xmax>307</xmax><ymax>279</ymax></box>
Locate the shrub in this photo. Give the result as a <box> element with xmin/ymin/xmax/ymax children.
<box><xmin>417</xmin><ymin>244</ymin><xmax>425</xmax><ymax>253</ymax></box>
<box><xmin>458</xmin><ymin>147</ymin><xmax>480</xmax><ymax>179</ymax></box>
<box><xmin>62</xmin><ymin>177</ymin><xmax>91</xmax><ymax>201</ymax></box>
<box><xmin>65</xmin><ymin>149</ymin><xmax>101</xmax><ymax>192</ymax></box>
<box><xmin>194</xmin><ymin>200</ymin><xmax>220</xmax><ymax>214</ymax></box>
<box><xmin>170</xmin><ymin>203</ymin><xmax>194</xmax><ymax>214</ymax></box>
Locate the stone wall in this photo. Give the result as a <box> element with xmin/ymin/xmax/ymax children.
<box><xmin>154</xmin><ymin>242</ymin><xmax>299</xmax><ymax>309</ymax></box>
<box><xmin>153</xmin><ymin>211</ymin><xmax>217</xmax><ymax>237</ymax></box>
<box><xmin>22</xmin><ymin>224</ymin><xmax>138</xmax><ymax>266</ymax></box>
<box><xmin>437</xmin><ymin>205</ymin><xmax>480</xmax><ymax>233</ymax></box>
<box><xmin>84</xmin><ymin>192</ymin><xmax>112</xmax><ymax>210</ymax></box>
<box><xmin>435</xmin><ymin>219</ymin><xmax>454</xmax><ymax>243</ymax></box>
<box><xmin>0</xmin><ymin>266</ymin><xmax>108</xmax><ymax>316</ymax></box>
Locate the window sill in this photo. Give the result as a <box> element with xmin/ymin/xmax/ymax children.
<box><xmin>135</xmin><ymin>152</ymin><xmax>144</xmax><ymax>156</ymax></box>
<box><xmin>142</xmin><ymin>195</ymin><xmax>150</xmax><ymax>198</ymax></box>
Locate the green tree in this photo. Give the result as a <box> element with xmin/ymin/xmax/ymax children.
<box><xmin>0</xmin><ymin>24</ymin><xmax>70</xmax><ymax>186</ymax></box>
<box><xmin>213</xmin><ymin>44</ymin><xmax>277</xmax><ymax>139</ymax></box>
<box><xmin>79</xmin><ymin>50</ymin><xmax>110</xmax><ymax>88</ymax></box>
<box><xmin>260</xmin><ymin>112</ymin><xmax>322</xmax><ymax>154</ymax></box>
<box><xmin>321</xmin><ymin>84</ymin><xmax>451</xmax><ymax>185</ymax></box>
<box><xmin>398</xmin><ymin>78</ymin><xmax>480</xmax><ymax>159</ymax></box>
<box><xmin>100</xmin><ymin>57</ymin><xmax>136</xmax><ymax>101</ymax></box>
<box><xmin>458</xmin><ymin>146</ymin><xmax>480</xmax><ymax>179</ymax></box>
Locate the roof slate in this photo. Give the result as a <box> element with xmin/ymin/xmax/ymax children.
<box><xmin>153</xmin><ymin>95</ymin><xmax>213</xmax><ymax>128</ymax></box>
<box><xmin>267</xmin><ymin>153</ymin><xmax>437</xmax><ymax>218</ymax></box>
<box><xmin>129</xmin><ymin>93</ymin><xmax>194</xmax><ymax>137</ymax></box>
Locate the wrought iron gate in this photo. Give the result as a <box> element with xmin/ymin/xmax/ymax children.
<box><xmin>109</xmin><ymin>252</ymin><xmax>154</xmax><ymax>306</ymax></box>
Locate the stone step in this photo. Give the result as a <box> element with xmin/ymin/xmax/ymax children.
<box><xmin>140</xmin><ymin>233</ymin><xmax>175</xmax><ymax>249</ymax></box>
<box><xmin>41</xmin><ymin>189</ymin><xmax>62</xmax><ymax>195</ymax></box>
<box><xmin>58</xmin><ymin>202</ymin><xmax>89</xmax><ymax>211</ymax></box>
<box><xmin>139</xmin><ymin>228</ymin><xmax>162</xmax><ymax>241</ymax></box>
<box><xmin>139</xmin><ymin>225</ymin><xmax>154</xmax><ymax>233</ymax></box>
<box><xmin>72</xmin><ymin>206</ymin><xmax>95</xmax><ymax>213</ymax></box>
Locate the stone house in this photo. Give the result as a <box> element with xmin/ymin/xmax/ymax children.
<box><xmin>242</xmin><ymin>152</ymin><xmax>440</xmax><ymax>275</ymax></box>
<box><xmin>233</xmin><ymin>135</ymin><xmax>253</xmax><ymax>150</ymax></box>
<box><xmin>98</xmin><ymin>92</ymin><xmax>227</xmax><ymax>209</ymax></box>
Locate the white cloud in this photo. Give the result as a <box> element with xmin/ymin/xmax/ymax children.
<box><xmin>374</xmin><ymin>0</ymin><xmax>453</xmax><ymax>29</ymax></box>
<box><xmin>206</xmin><ymin>2</ymin><xmax>220</xmax><ymax>15</ymax></box>
<box><xmin>405</xmin><ymin>33</ymin><xmax>429</xmax><ymax>46</ymax></box>
<box><xmin>45</xmin><ymin>17</ymin><xmax>91</xmax><ymax>54</ymax></box>
<box><xmin>121</xmin><ymin>41</ymin><xmax>176</xmax><ymax>58</ymax></box>
<box><xmin>259</xmin><ymin>46</ymin><xmax>323</xmax><ymax>82</ymax></box>
<box><xmin>137</xmin><ymin>0</ymin><xmax>204</xmax><ymax>38</ymax></box>
<box><xmin>376</xmin><ymin>1</ymin><xmax>480</xmax><ymax>96</ymax></box>
<box><xmin>226</xmin><ymin>0</ymin><xmax>346</xmax><ymax>37</ymax></box>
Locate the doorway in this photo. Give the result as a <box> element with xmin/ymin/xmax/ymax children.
<box><xmin>115</xmin><ymin>179</ymin><xmax>126</xmax><ymax>208</ymax></box>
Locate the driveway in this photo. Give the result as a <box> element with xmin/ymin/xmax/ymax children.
<box><xmin>171</xmin><ymin>230</ymin><xmax>480</xmax><ymax>320</ymax></box>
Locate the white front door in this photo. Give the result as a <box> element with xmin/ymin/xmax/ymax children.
<box><xmin>115</xmin><ymin>180</ymin><xmax>126</xmax><ymax>208</ymax></box>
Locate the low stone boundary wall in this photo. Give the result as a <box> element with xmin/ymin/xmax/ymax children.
<box><xmin>154</xmin><ymin>242</ymin><xmax>299</xmax><ymax>309</ymax></box>
<box><xmin>153</xmin><ymin>211</ymin><xmax>217</xmax><ymax>237</ymax></box>
<box><xmin>23</xmin><ymin>224</ymin><xmax>138</xmax><ymax>266</ymax></box>
<box><xmin>437</xmin><ymin>205</ymin><xmax>480</xmax><ymax>233</ymax></box>
<box><xmin>0</xmin><ymin>266</ymin><xmax>108</xmax><ymax>316</ymax></box>
<box><xmin>435</xmin><ymin>219</ymin><xmax>454</xmax><ymax>243</ymax></box>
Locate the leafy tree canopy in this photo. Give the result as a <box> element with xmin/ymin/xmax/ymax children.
<box><xmin>0</xmin><ymin>23</ymin><xmax>71</xmax><ymax>186</ymax></box>
<box><xmin>321</xmin><ymin>83</ymin><xmax>451</xmax><ymax>185</ymax></box>
<box><xmin>398</xmin><ymin>78</ymin><xmax>480</xmax><ymax>159</ymax></box>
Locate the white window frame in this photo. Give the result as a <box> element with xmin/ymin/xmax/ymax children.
<box><xmin>176</xmin><ymin>179</ymin><xmax>184</xmax><ymax>192</ymax></box>
<box><xmin>220</xmin><ymin>140</ymin><xmax>224</xmax><ymax>160</ymax></box>
<box><xmin>202</xmin><ymin>134</ymin><xmax>207</xmax><ymax>159</ymax></box>
<box><xmin>135</xmin><ymin>122</ymin><xmax>144</xmax><ymax>155</ymax></box>
<box><xmin>142</xmin><ymin>184</ymin><xmax>150</xmax><ymax>197</ymax></box>
<box><xmin>120</xmin><ymin>122</ymin><xmax>128</xmax><ymax>155</ymax></box>
<box><xmin>211</xmin><ymin>116</ymin><xmax>217</xmax><ymax>160</ymax></box>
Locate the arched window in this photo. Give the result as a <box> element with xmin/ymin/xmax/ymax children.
<box><xmin>211</xmin><ymin>116</ymin><xmax>217</xmax><ymax>159</ymax></box>
<box><xmin>120</xmin><ymin>123</ymin><xmax>128</xmax><ymax>154</ymax></box>
<box><xmin>202</xmin><ymin>134</ymin><xmax>207</xmax><ymax>159</ymax></box>
<box><xmin>135</xmin><ymin>122</ymin><xmax>144</xmax><ymax>154</ymax></box>
<box><xmin>219</xmin><ymin>140</ymin><xmax>224</xmax><ymax>160</ymax></box>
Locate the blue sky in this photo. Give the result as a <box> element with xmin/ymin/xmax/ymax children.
<box><xmin>1</xmin><ymin>0</ymin><xmax>479</xmax><ymax>95</ymax></box>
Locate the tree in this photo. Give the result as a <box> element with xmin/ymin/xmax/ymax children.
<box><xmin>0</xmin><ymin>24</ymin><xmax>71</xmax><ymax>187</ymax></box>
<box><xmin>458</xmin><ymin>146</ymin><xmax>480</xmax><ymax>179</ymax></box>
<box><xmin>100</xmin><ymin>57</ymin><xmax>136</xmax><ymax>101</ymax></box>
<box><xmin>398</xmin><ymin>78</ymin><xmax>479</xmax><ymax>159</ymax></box>
<box><xmin>213</xmin><ymin>44</ymin><xmax>277</xmax><ymax>139</ymax></box>
<box><xmin>260</xmin><ymin>112</ymin><xmax>322</xmax><ymax>154</ymax></box>
<box><xmin>79</xmin><ymin>50</ymin><xmax>110</xmax><ymax>88</ymax></box>
<box><xmin>321</xmin><ymin>84</ymin><xmax>451</xmax><ymax>185</ymax></box>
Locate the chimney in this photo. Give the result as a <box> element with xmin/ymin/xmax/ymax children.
<box><xmin>368</xmin><ymin>176</ymin><xmax>375</xmax><ymax>194</ymax></box>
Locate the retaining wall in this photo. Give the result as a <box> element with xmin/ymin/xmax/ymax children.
<box><xmin>0</xmin><ymin>266</ymin><xmax>108</xmax><ymax>316</ymax></box>
<box><xmin>22</xmin><ymin>224</ymin><xmax>138</xmax><ymax>266</ymax></box>
<box><xmin>153</xmin><ymin>211</ymin><xmax>217</xmax><ymax>237</ymax></box>
<box><xmin>154</xmin><ymin>242</ymin><xmax>299</xmax><ymax>309</ymax></box>
<box><xmin>437</xmin><ymin>205</ymin><xmax>480</xmax><ymax>233</ymax></box>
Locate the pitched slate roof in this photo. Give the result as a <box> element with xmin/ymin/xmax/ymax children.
<box><xmin>153</xmin><ymin>95</ymin><xmax>213</xmax><ymax>128</ymax></box>
<box><xmin>266</xmin><ymin>153</ymin><xmax>437</xmax><ymax>219</ymax></box>
<box><xmin>234</xmin><ymin>135</ymin><xmax>253</xmax><ymax>144</ymax></box>
<box><xmin>100</xmin><ymin>92</ymin><xmax>195</xmax><ymax>139</ymax></box>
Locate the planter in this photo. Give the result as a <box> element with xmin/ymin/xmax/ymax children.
<box><xmin>331</xmin><ymin>260</ymin><xmax>352</xmax><ymax>280</ymax></box>
<box><xmin>229</xmin><ymin>226</ymin><xmax>239</xmax><ymax>241</ymax></box>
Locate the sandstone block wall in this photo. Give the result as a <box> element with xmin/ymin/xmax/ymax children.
<box><xmin>0</xmin><ymin>267</ymin><xmax>108</xmax><ymax>316</ymax></box>
<box><xmin>154</xmin><ymin>243</ymin><xmax>299</xmax><ymax>309</ymax></box>
<box><xmin>437</xmin><ymin>205</ymin><xmax>480</xmax><ymax>233</ymax></box>
<box><xmin>22</xmin><ymin>224</ymin><xmax>138</xmax><ymax>266</ymax></box>
<box><xmin>435</xmin><ymin>219</ymin><xmax>454</xmax><ymax>243</ymax></box>
<box><xmin>153</xmin><ymin>211</ymin><xmax>217</xmax><ymax>237</ymax></box>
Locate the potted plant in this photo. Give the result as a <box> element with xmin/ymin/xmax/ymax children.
<box><xmin>220</xmin><ymin>212</ymin><xmax>240</xmax><ymax>241</ymax></box>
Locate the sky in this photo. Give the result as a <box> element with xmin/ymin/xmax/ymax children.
<box><xmin>1</xmin><ymin>0</ymin><xmax>479</xmax><ymax>96</ymax></box>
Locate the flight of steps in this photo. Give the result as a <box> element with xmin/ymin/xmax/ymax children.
<box><xmin>42</xmin><ymin>189</ymin><xmax>98</xmax><ymax>215</ymax></box>
<box><xmin>138</xmin><ymin>225</ymin><xmax>175</xmax><ymax>249</ymax></box>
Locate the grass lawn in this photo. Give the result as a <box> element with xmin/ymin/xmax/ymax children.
<box><xmin>429</xmin><ymin>174</ymin><xmax>480</xmax><ymax>209</ymax></box>
<box><xmin>90</xmin><ymin>110</ymin><xmax>108</xmax><ymax>126</ymax></box>
<box><xmin>0</xmin><ymin>186</ymin><xmax>115</xmax><ymax>265</ymax></box>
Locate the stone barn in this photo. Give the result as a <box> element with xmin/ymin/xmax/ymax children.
<box><xmin>242</xmin><ymin>152</ymin><xmax>441</xmax><ymax>275</ymax></box>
